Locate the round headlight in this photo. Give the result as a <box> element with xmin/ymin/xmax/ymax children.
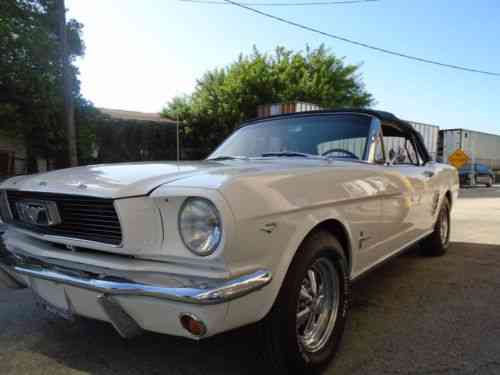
<box><xmin>179</xmin><ymin>197</ymin><xmax>222</xmax><ymax>256</ymax></box>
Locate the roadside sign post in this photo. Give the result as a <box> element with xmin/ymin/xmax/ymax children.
<box><xmin>448</xmin><ymin>148</ymin><xmax>470</xmax><ymax>169</ymax></box>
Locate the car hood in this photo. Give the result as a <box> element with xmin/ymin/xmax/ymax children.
<box><xmin>0</xmin><ymin>159</ymin><xmax>339</xmax><ymax>199</ymax></box>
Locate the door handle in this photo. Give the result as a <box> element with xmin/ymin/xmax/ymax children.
<box><xmin>422</xmin><ymin>171</ymin><xmax>435</xmax><ymax>178</ymax></box>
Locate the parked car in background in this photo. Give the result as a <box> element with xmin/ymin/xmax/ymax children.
<box><xmin>458</xmin><ymin>163</ymin><xmax>495</xmax><ymax>187</ymax></box>
<box><xmin>0</xmin><ymin>109</ymin><xmax>459</xmax><ymax>374</ymax></box>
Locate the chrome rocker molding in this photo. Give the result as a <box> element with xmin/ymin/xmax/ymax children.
<box><xmin>0</xmin><ymin>255</ymin><xmax>272</xmax><ymax>305</ymax></box>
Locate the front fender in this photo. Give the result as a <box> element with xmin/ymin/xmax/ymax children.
<box><xmin>223</xmin><ymin>205</ymin><xmax>354</xmax><ymax>332</ymax></box>
<box><xmin>215</xmin><ymin>164</ymin><xmax>386</xmax><ymax>332</ymax></box>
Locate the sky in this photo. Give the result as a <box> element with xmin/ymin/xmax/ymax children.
<box><xmin>66</xmin><ymin>0</ymin><xmax>500</xmax><ymax>134</ymax></box>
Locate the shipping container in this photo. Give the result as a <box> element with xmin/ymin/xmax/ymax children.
<box><xmin>375</xmin><ymin>121</ymin><xmax>440</xmax><ymax>161</ymax></box>
<box><xmin>438</xmin><ymin>129</ymin><xmax>500</xmax><ymax>170</ymax></box>
<box><xmin>256</xmin><ymin>102</ymin><xmax>321</xmax><ymax>118</ymax></box>
<box><xmin>310</xmin><ymin>121</ymin><xmax>439</xmax><ymax>162</ymax></box>
<box><xmin>368</xmin><ymin>120</ymin><xmax>439</xmax><ymax>161</ymax></box>
<box><xmin>408</xmin><ymin>121</ymin><xmax>440</xmax><ymax>161</ymax></box>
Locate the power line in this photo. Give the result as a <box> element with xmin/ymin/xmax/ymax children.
<box><xmin>181</xmin><ymin>0</ymin><xmax>378</xmax><ymax>6</ymax></box>
<box><xmin>223</xmin><ymin>0</ymin><xmax>500</xmax><ymax>76</ymax></box>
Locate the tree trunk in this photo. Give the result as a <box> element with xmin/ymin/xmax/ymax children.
<box><xmin>56</xmin><ymin>0</ymin><xmax>78</xmax><ymax>167</ymax></box>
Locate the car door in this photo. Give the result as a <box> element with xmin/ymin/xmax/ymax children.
<box><xmin>379</xmin><ymin>131</ymin><xmax>435</xmax><ymax>252</ymax></box>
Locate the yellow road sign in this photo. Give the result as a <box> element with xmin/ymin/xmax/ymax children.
<box><xmin>448</xmin><ymin>148</ymin><xmax>470</xmax><ymax>169</ymax></box>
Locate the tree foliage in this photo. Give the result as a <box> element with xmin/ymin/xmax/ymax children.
<box><xmin>162</xmin><ymin>45</ymin><xmax>374</xmax><ymax>156</ymax></box>
<box><xmin>0</xmin><ymin>0</ymin><xmax>98</xmax><ymax>170</ymax></box>
<box><xmin>93</xmin><ymin>119</ymin><xmax>178</xmax><ymax>163</ymax></box>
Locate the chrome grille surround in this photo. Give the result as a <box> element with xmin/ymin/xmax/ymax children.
<box><xmin>5</xmin><ymin>191</ymin><xmax>122</xmax><ymax>245</ymax></box>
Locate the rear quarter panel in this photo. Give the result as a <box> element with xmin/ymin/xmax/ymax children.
<box><xmin>433</xmin><ymin>162</ymin><xmax>459</xmax><ymax>211</ymax></box>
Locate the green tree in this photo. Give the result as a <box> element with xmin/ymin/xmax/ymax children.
<box><xmin>0</xmin><ymin>0</ymin><xmax>96</xmax><ymax>171</ymax></box>
<box><xmin>162</xmin><ymin>45</ymin><xmax>374</xmax><ymax>156</ymax></box>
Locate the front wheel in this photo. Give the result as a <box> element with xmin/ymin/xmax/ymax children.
<box><xmin>421</xmin><ymin>198</ymin><xmax>450</xmax><ymax>256</ymax></box>
<box><xmin>259</xmin><ymin>231</ymin><xmax>350</xmax><ymax>374</ymax></box>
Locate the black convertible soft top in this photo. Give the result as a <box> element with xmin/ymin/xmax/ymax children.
<box><xmin>242</xmin><ymin>108</ymin><xmax>412</xmax><ymax>132</ymax></box>
<box><xmin>241</xmin><ymin>108</ymin><xmax>432</xmax><ymax>163</ymax></box>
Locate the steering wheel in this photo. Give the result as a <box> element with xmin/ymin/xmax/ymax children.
<box><xmin>321</xmin><ymin>148</ymin><xmax>359</xmax><ymax>159</ymax></box>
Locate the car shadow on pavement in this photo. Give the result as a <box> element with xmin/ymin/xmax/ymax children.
<box><xmin>329</xmin><ymin>241</ymin><xmax>500</xmax><ymax>375</ymax></box>
<box><xmin>7</xmin><ymin>310</ymin><xmax>267</xmax><ymax>375</ymax></box>
<box><xmin>2</xmin><ymin>241</ymin><xmax>500</xmax><ymax>375</ymax></box>
<box><xmin>457</xmin><ymin>186</ymin><xmax>500</xmax><ymax>199</ymax></box>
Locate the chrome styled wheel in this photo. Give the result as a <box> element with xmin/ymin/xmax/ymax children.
<box><xmin>421</xmin><ymin>197</ymin><xmax>451</xmax><ymax>256</ymax></box>
<box><xmin>260</xmin><ymin>232</ymin><xmax>349</xmax><ymax>373</ymax></box>
<box><xmin>296</xmin><ymin>257</ymin><xmax>339</xmax><ymax>353</ymax></box>
<box><xmin>440</xmin><ymin>206</ymin><xmax>449</xmax><ymax>246</ymax></box>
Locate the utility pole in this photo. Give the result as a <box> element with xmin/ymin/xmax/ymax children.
<box><xmin>176</xmin><ymin>114</ymin><xmax>181</xmax><ymax>161</ymax></box>
<box><xmin>56</xmin><ymin>0</ymin><xmax>78</xmax><ymax>167</ymax></box>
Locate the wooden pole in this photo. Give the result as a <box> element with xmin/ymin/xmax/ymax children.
<box><xmin>56</xmin><ymin>0</ymin><xmax>78</xmax><ymax>167</ymax></box>
<box><xmin>176</xmin><ymin>114</ymin><xmax>180</xmax><ymax>161</ymax></box>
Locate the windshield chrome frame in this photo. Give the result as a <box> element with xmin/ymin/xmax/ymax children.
<box><xmin>364</xmin><ymin>115</ymin><xmax>383</xmax><ymax>163</ymax></box>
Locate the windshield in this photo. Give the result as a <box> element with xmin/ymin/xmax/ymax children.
<box><xmin>209</xmin><ymin>114</ymin><xmax>372</xmax><ymax>160</ymax></box>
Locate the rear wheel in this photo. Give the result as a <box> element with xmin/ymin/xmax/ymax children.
<box><xmin>421</xmin><ymin>198</ymin><xmax>450</xmax><ymax>256</ymax></box>
<box><xmin>259</xmin><ymin>231</ymin><xmax>349</xmax><ymax>374</ymax></box>
<box><xmin>469</xmin><ymin>175</ymin><xmax>476</xmax><ymax>187</ymax></box>
<box><xmin>486</xmin><ymin>176</ymin><xmax>494</xmax><ymax>188</ymax></box>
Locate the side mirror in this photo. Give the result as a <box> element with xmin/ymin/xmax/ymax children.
<box><xmin>387</xmin><ymin>148</ymin><xmax>405</xmax><ymax>165</ymax></box>
<box><xmin>388</xmin><ymin>149</ymin><xmax>396</xmax><ymax>165</ymax></box>
<box><xmin>389</xmin><ymin>148</ymin><xmax>405</xmax><ymax>165</ymax></box>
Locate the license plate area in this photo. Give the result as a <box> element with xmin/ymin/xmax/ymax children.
<box><xmin>30</xmin><ymin>278</ymin><xmax>75</xmax><ymax>321</ymax></box>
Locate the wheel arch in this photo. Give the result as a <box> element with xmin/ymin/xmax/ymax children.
<box><xmin>261</xmin><ymin>216</ymin><xmax>354</xmax><ymax>320</ymax></box>
<box><xmin>224</xmin><ymin>214</ymin><xmax>355</xmax><ymax>332</ymax></box>
<box><xmin>445</xmin><ymin>190</ymin><xmax>453</xmax><ymax>208</ymax></box>
<box><xmin>304</xmin><ymin>219</ymin><xmax>353</xmax><ymax>276</ymax></box>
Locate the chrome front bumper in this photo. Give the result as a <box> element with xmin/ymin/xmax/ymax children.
<box><xmin>0</xmin><ymin>253</ymin><xmax>272</xmax><ymax>305</ymax></box>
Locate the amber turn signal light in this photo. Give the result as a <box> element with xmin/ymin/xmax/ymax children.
<box><xmin>180</xmin><ymin>313</ymin><xmax>207</xmax><ymax>337</ymax></box>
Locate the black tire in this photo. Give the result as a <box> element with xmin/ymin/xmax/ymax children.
<box><xmin>486</xmin><ymin>176</ymin><xmax>494</xmax><ymax>188</ymax></box>
<box><xmin>421</xmin><ymin>198</ymin><xmax>450</xmax><ymax>256</ymax></box>
<box><xmin>259</xmin><ymin>230</ymin><xmax>350</xmax><ymax>374</ymax></box>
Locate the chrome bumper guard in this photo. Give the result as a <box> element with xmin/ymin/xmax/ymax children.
<box><xmin>0</xmin><ymin>254</ymin><xmax>272</xmax><ymax>305</ymax></box>
<box><xmin>0</xmin><ymin>262</ymin><xmax>26</xmax><ymax>289</ymax></box>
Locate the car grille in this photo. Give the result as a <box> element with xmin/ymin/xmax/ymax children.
<box><xmin>6</xmin><ymin>191</ymin><xmax>122</xmax><ymax>245</ymax></box>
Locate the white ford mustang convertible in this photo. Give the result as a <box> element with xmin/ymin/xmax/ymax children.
<box><xmin>0</xmin><ymin>109</ymin><xmax>458</xmax><ymax>373</ymax></box>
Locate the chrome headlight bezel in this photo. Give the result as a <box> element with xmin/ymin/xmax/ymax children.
<box><xmin>178</xmin><ymin>197</ymin><xmax>222</xmax><ymax>256</ymax></box>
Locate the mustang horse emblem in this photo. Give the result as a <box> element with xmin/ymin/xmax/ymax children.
<box><xmin>16</xmin><ymin>200</ymin><xmax>61</xmax><ymax>226</ymax></box>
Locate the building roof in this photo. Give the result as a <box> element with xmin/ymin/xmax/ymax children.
<box><xmin>440</xmin><ymin>128</ymin><xmax>500</xmax><ymax>138</ymax></box>
<box><xmin>99</xmin><ymin>108</ymin><xmax>176</xmax><ymax>125</ymax></box>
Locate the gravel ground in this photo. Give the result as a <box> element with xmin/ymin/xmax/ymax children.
<box><xmin>0</xmin><ymin>187</ymin><xmax>499</xmax><ymax>375</ymax></box>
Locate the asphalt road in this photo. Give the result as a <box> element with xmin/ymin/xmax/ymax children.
<box><xmin>1</xmin><ymin>187</ymin><xmax>499</xmax><ymax>375</ymax></box>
